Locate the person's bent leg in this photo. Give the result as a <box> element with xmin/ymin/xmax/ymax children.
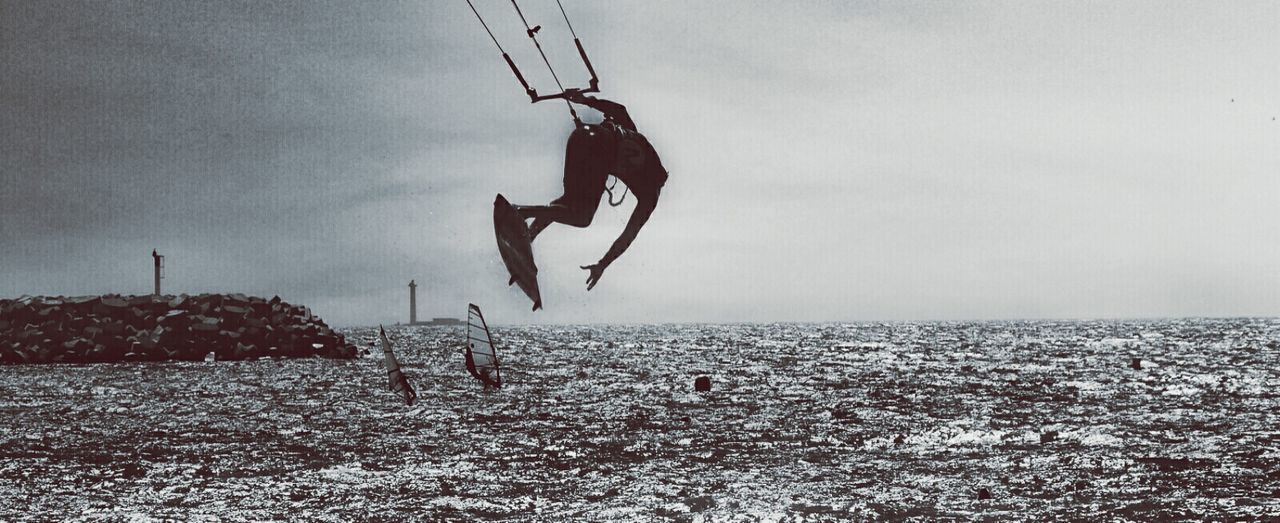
<box><xmin>516</xmin><ymin>197</ymin><xmax>596</xmax><ymax>230</ymax></box>
<box><xmin>511</xmin><ymin>125</ymin><xmax>611</xmax><ymax>234</ymax></box>
<box><xmin>513</xmin><ymin>203</ymin><xmax>571</xmax><ymax>223</ymax></box>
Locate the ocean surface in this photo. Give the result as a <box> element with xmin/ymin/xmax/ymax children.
<box><xmin>1</xmin><ymin>319</ymin><xmax>1278</xmax><ymax>521</ymax></box>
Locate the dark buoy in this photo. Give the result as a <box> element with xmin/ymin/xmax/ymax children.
<box><xmin>694</xmin><ymin>376</ymin><xmax>711</xmax><ymax>392</ymax></box>
<box><xmin>121</xmin><ymin>462</ymin><xmax>146</xmax><ymax>479</ymax></box>
<box><xmin>1131</xmin><ymin>357</ymin><xmax>1142</xmax><ymax>370</ymax></box>
<box><xmin>977</xmin><ymin>488</ymin><xmax>992</xmax><ymax>500</ymax></box>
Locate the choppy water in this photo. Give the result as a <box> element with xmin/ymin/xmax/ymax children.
<box><xmin>1</xmin><ymin>319</ymin><xmax>1278</xmax><ymax>521</ymax></box>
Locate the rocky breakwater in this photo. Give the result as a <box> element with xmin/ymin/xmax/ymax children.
<box><xmin>0</xmin><ymin>294</ymin><xmax>357</xmax><ymax>364</ymax></box>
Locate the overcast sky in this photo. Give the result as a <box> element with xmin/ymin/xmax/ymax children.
<box><xmin>2</xmin><ymin>1</ymin><xmax>1278</xmax><ymax>326</ymax></box>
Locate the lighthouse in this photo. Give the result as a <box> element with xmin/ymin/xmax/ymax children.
<box><xmin>408</xmin><ymin>279</ymin><xmax>417</xmax><ymax>325</ymax></box>
<box><xmin>152</xmin><ymin>249</ymin><xmax>164</xmax><ymax>296</ymax></box>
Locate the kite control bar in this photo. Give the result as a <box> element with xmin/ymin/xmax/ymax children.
<box><xmin>507</xmin><ymin>0</ymin><xmax>598</xmax><ymax>106</ymax></box>
<box><xmin>498</xmin><ymin>38</ymin><xmax>599</xmax><ymax>104</ymax></box>
<box><xmin>520</xmin><ymin>37</ymin><xmax>599</xmax><ymax>103</ymax></box>
<box><xmin>466</xmin><ymin>0</ymin><xmax>600</xmax><ymax>121</ymax></box>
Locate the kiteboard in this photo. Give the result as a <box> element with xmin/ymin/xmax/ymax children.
<box><xmin>465</xmin><ymin>304</ymin><xmax>502</xmax><ymax>390</ymax></box>
<box><xmin>493</xmin><ymin>194</ymin><xmax>542</xmax><ymax>311</ymax></box>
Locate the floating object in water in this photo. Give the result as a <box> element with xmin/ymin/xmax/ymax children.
<box><xmin>1131</xmin><ymin>357</ymin><xmax>1142</xmax><ymax>370</ymax></box>
<box><xmin>694</xmin><ymin>376</ymin><xmax>711</xmax><ymax>392</ymax></box>
<box><xmin>977</xmin><ymin>488</ymin><xmax>992</xmax><ymax>500</ymax></box>
<box><xmin>204</xmin><ymin>351</ymin><xmax>215</xmax><ymax>362</ymax></box>
<box><xmin>465</xmin><ymin>304</ymin><xmax>502</xmax><ymax>390</ymax></box>
<box><xmin>379</xmin><ymin>325</ymin><xmax>417</xmax><ymax>406</ymax></box>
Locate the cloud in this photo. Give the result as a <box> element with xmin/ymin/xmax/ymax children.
<box><xmin>3</xmin><ymin>1</ymin><xmax>1279</xmax><ymax>325</ymax></box>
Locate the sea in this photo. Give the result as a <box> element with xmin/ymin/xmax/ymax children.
<box><xmin>1</xmin><ymin>319</ymin><xmax>1278</xmax><ymax>521</ymax></box>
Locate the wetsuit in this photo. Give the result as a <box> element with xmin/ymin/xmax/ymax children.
<box><xmin>517</xmin><ymin>95</ymin><xmax>667</xmax><ymax>276</ymax></box>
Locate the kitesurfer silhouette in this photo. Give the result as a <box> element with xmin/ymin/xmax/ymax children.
<box><xmin>512</xmin><ymin>89</ymin><xmax>668</xmax><ymax>291</ymax></box>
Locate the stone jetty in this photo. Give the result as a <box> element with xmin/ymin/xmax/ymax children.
<box><xmin>0</xmin><ymin>294</ymin><xmax>356</xmax><ymax>364</ymax></box>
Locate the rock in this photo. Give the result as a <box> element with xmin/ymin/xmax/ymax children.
<box><xmin>127</xmin><ymin>295</ymin><xmax>154</xmax><ymax>307</ymax></box>
<box><xmin>241</xmin><ymin>326</ymin><xmax>263</xmax><ymax>341</ymax></box>
<box><xmin>158</xmin><ymin>326</ymin><xmax>190</xmax><ymax>347</ymax></box>
<box><xmin>694</xmin><ymin>376</ymin><xmax>712</xmax><ymax>392</ymax></box>
<box><xmin>2</xmin><ymin>293</ymin><xmax>352</xmax><ymax>365</ymax></box>
<box><xmin>189</xmin><ymin>323</ymin><xmax>218</xmax><ymax>334</ymax></box>
<box><xmin>127</xmin><ymin>308</ymin><xmax>152</xmax><ymax>326</ymax></box>
<box><xmin>1041</xmin><ymin>430</ymin><xmax>1058</xmax><ymax>444</ymax></box>
<box><xmin>190</xmin><ymin>316</ymin><xmax>220</xmax><ymax>333</ymax></box>
<box><xmin>0</xmin><ymin>345</ymin><xmax>17</xmax><ymax>364</ymax></box>
<box><xmin>66</xmin><ymin>295</ymin><xmax>99</xmax><ymax>307</ymax></box>
<box><xmin>101</xmin><ymin>297</ymin><xmax>128</xmax><ymax>308</ymax></box>
<box><xmin>17</xmin><ymin>345</ymin><xmax>41</xmax><ymax>364</ymax></box>
<box><xmin>159</xmin><ymin>310</ymin><xmax>189</xmax><ymax>328</ymax></box>
<box><xmin>102</xmin><ymin>321</ymin><xmax>126</xmax><ymax>337</ymax></box>
<box><xmin>1131</xmin><ymin>357</ymin><xmax>1142</xmax><ymax>370</ymax></box>
<box><xmin>61</xmin><ymin>338</ymin><xmax>93</xmax><ymax>361</ymax></box>
<box><xmin>91</xmin><ymin>302</ymin><xmax>114</xmax><ymax>317</ymax></box>
<box><xmin>977</xmin><ymin>488</ymin><xmax>992</xmax><ymax>500</ymax></box>
<box><xmin>222</xmin><ymin>305</ymin><xmax>249</xmax><ymax>316</ymax></box>
<box><xmin>86</xmin><ymin>344</ymin><xmax>111</xmax><ymax>363</ymax></box>
<box><xmin>233</xmin><ymin>342</ymin><xmax>260</xmax><ymax>360</ymax></box>
<box><xmin>16</xmin><ymin>328</ymin><xmax>41</xmax><ymax>343</ymax></box>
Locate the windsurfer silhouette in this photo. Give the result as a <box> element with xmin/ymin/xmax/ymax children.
<box><xmin>512</xmin><ymin>89</ymin><xmax>668</xmax><ymax>291</ymax></box>
<box><xmin>479</xmin><ymin>366</ymin><xmax>501</xmax><ymax>391</ymax></box>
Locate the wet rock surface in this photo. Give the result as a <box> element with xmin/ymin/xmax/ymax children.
<box><xmin>0</xmin><ymin>294</ymin><xmax>355</xmax><ymax>364</ymax></box>
<box><xmin>0</xmin><ymin>319</ymin><xmax>1277</xmax><ymax>521</ymax></box>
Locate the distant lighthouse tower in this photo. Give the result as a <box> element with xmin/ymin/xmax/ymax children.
<box><xmin>408</xmin><ymin>279</ymin><xmax>418</xmax><ymax>325</ymax></box>
<box><xmin>152</xmin><ymin>249</ymin><xmax>165</xmax><ymax>296</ymax></box>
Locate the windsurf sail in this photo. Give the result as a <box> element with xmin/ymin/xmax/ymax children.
<box><xmin>379</xmin><ymin>325</ymin><xmax>417</xmax><ymax>405</ymax></box>
<box><xmin>465</xmin><ymin>304</ymin><xmax>502</xmax><ymax>389</ymax></box>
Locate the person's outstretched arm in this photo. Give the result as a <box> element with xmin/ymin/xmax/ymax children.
<box><xmin>565</xmin><ymin>90</ymin><xmax>636</xmax><ymax>130</ymax></box>
<box><xmin>580</xmin><ymin>197</ymin><xmax>657</xmax><ymax>290</ymax></box>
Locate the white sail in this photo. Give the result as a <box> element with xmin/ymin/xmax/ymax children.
<box><xmin>379</xmin><ymin>325</ymin><xmax>416</xmax><ymax>405</ymax></box>
<box><xmin>465</xmin><ymin>304</ymin><xmax>502</xmax><ymax>389</ymax></box>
